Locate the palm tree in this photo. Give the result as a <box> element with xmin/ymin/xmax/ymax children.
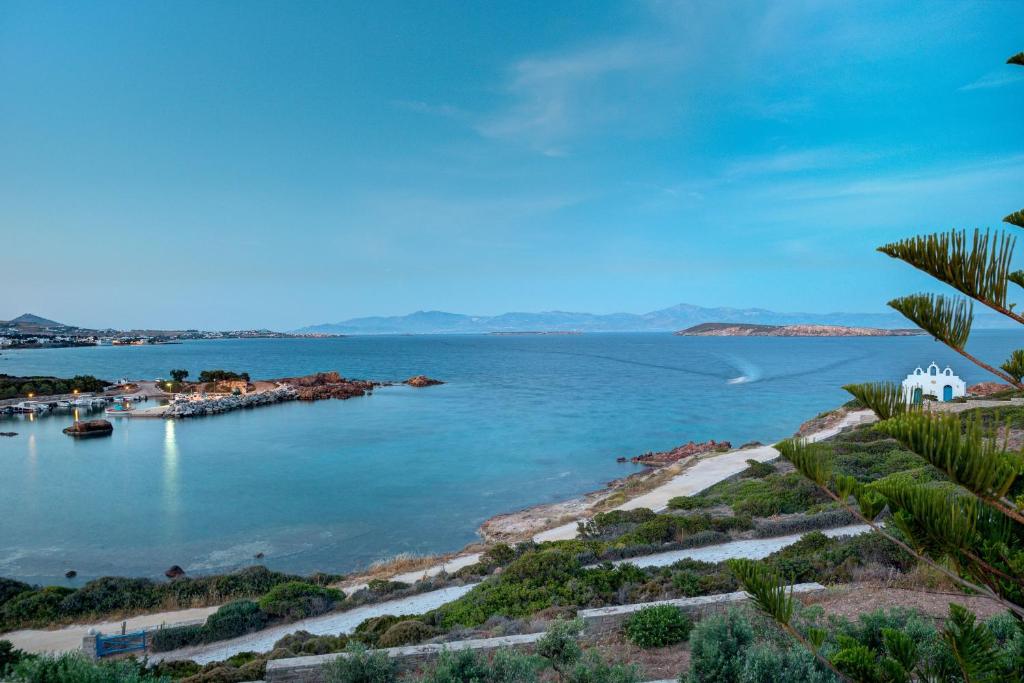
<box><xmin>731</xmin><ymin>52</ymin><xmax>1024</xmax><ymax>683</ymax></box>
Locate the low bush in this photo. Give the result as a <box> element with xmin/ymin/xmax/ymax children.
<box><xmin>257</xmin><ymin>582</ymin><xmax>343</xmax><ymax>620</ymax></box>
<box><xmin>59</xmin><ymin>577</ymin><xmax>159</xmax><ymax>616</ymax></box>
<box><xmin>739</xmin><ymin>642</ymin><xmax>835</xmax><ymax>683</ymax></box>
<box><xmin>753</xmin><ymin>510</ymin><xmax>857</xmax><ymax>538</ymax></box>
<box><xmin>366</xmin><ymin>579</ymin><xmax>410</xmax><ymax>595</ymax></box>
<box><xmin>667</xmin><ymin>496</ymin><xmax>715</xmax><ymax>511</ymax></box>
<box><xmin>685</xmin><ymin>608</ymin><xmax>754</xmax><ymax>683</ymax></box>
<box><xmin>1</xmin><ymin>640</ymin><xmax>30</xmax><ymax>678</ymax></box>
<box><xmin>12</xmin><ymin>652</ymin><xmax>169</xmax><ymax>682</ymax></box>
<box><xmin>203</xmin><ymin>600</ymin><xmax>268</xmax><ymax>642</ymax></box>
<box><xmin>322</xmin><ymin>642</ymin><xmax>396</xmax><ymax>683</ymax></box>
<box><xmin>624</xmin><ymin>605</ymin><xmax>692</xmax><ymax>648</ymax></box>
<box><xmin>353</xmin><ymin>614</ymin><xmax>404</xmax><ymax>646</ymax></box>
<box><xmin>0</xmin><ymin>587</ymin><xmax>75</xmax><ymax>627</ymax></box>
<box><xmin>0</xmin><ymin>579</ymin><xmax>31</xmax><ymax>608</ymax></box>
<box><xmin>739</xmin><ymin>459</ymin><xmax>776</xmax><ymax>478</ymax></box>
<box><xmin>376</xmin><ymin>620</ymin><xmax>437</xmax><ymax>648</ymax></box>
<box><xmin>151</xmin><ymin>624</ymin><xmax>205</xmax><ymax>652</ymax></box>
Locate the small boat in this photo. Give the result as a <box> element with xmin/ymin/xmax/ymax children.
<box><xmin>55</xmin><ymin>400</ymin><xmax>73</xmax><ymax>409</ymax></box>
<box><xmin>13</xmin><ymin>402</ymin><xmax>49</xmax><ymax>413</ymax></box>
<box><xmin>105</xmin><ymin>404</ymin><xmax>133</xmax><ymax>416</ymax></box>
<box><xmin>71</xmin><ymin>397</ymin><xmax>95</xmax><ymax>407</ymax></box>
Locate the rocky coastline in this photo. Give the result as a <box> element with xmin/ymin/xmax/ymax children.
<box><xmin>619</xmin><ymin>439</ymin><xmax>732</xmax><ymax>466</ymax></box>
<box><xmin>165</xmin><ymin>386</ymin><xmax>299</xmax><ymax>417</ymax></box>
<box><xmin>164</xmin><ymin>371</ymin><xmax>444</xmax><ymax>418</ymax></box>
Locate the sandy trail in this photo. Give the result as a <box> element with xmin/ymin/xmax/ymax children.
<box><xmin>1</xmin><ymin>606</ymin><xmax>217</xmax><ymax>655</ymax></box>
<box><xmin>535</xmin><ymin>410</ymin><xmax>872</xmax><ymax>542</ymax></box>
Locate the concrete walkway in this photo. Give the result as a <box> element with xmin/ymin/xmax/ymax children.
<box><xmin>535</xmin><ymin>410</ymin><xmax>873</xmax><ymax>542</ymax></box>
<box><xmin>1</xmin><ymin>606</ymin><xmax>217</xmax><ymax>655</ymax></box>
<box><xmin>152</xmin><ymin>584</ymin><xmax>479</xmax><ymax>665</ymax></box>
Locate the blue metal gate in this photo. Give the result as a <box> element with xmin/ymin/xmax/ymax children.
<box><xmin>96</xmin><ymin>630</ymin><xmax>148</xmax><ymax>658</ymax></box>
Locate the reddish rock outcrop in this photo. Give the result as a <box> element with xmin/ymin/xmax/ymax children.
<box><xmin>619</xmin><ymin>439</ymin><xmax>732</xmax><ymax>466</ymax></box>
<box><xmin>968</xmin><ymin>382</ymin><xmax>1013</xmax><ymax>397</ymax></box>
<box><xmin>277</xmin><ymin>371</ymin><xmax>383</xmax><ymax>400</ymax></box>
<box><xmin>404</xmin><ymin>375</ymin><xmax>444</xmax><ymax>388</ymax></box>
<box><xmin>62</xmin><ymin>419</ymin><xmax>113</xmax><ymax>438</ymax></box>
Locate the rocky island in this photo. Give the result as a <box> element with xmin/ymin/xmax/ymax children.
<box><xmin>675</xmin><ymin>322</ymin><xmax>924</xmax><ymax>337</ymax></box>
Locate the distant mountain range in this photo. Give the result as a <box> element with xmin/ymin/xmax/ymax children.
<box><xmin>295</xmin><ymin>303</ymin><xmax>1013</xmax><ymax>335</ymax></box>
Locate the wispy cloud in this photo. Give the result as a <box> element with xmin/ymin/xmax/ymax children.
<box><xmin>723</xmin><ymin>146</ymin><xmax>883</xmax><ymax>179</ymax></box>
<box><xmin>475</xmin><ymin>38</ymin><xmax>687</xmax><ymax>155</ymax></box>
<box><xmin>958</xmin><ymin>70</ymin><xmax>1024</xmax><ymax>91</ymax></box>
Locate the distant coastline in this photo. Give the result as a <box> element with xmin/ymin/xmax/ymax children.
<box><xmin>676</xmin><ymin>322</ymin><xmax>925</xmax><ymax>337</ymax></box>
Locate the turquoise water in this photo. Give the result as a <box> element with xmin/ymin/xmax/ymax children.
<box><xmin>0</xmin><ymin>332</ymin><xmax>1019</xmax><ymax>584</ymax></box>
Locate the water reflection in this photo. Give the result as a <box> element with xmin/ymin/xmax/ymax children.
<box><xmin>162</xmin><ymin>420</ymin><xmax>181</xmax><ymax>545</ymax></box>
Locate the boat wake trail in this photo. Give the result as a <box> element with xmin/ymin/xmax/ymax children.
<box><xmin>524</xmin><ymin>349</ymin><xmax>735</xmax><ymax>381</ymax></box>
<box><xmin>721</xmin><ymin>355</ymin><xmax>763</xmax><ymax>385</ymax></box>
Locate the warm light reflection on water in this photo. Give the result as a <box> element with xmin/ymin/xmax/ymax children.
<box><xmin>163</xmin><ymin>420</ymin><xmax>181</xmax><ymax>541</ymax></box>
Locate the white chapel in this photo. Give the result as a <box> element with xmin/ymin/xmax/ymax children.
<box><xmin>901</xmin><ymin>362</ymin><xmax>966</xmax><ymax>403</ymax></box>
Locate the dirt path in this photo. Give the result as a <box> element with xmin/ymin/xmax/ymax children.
<box><xmin>1</xmin><ymin>606</ymin><xmax>217</xmax><ymax>655</ymax></box>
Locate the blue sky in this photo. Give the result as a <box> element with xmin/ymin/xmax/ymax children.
<box><xmin>2</xmin><ymin>1</ymin><xmax>1023</xmax><ymax>330</ymax></box>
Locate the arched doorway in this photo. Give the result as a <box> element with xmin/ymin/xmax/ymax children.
<box><xmin>912</xmin><ymin>387</ymin><xmax>923</xmax><ymax>404</ymax></box>
<box><xmin>943</xmin><ymin>385</ymin><xmax>953</xmax><ymax>401</ymax></box>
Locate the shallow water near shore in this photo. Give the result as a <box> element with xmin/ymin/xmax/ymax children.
<box><xmin>0</xmin><ymin>332</ymin><xmax>1019</xmax><ymax>584</ymax></box>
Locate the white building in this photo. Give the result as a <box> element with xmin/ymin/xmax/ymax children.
<box><xmin>901</xmin><ymin>362</ymin><xmax>966</xmax><ymax>403</ymax></box>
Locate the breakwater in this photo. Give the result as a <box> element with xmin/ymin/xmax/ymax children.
<box><xmin>166</xmin><ymin>386</ymin><xmax>298</xmax><ymax>417</ymax></box>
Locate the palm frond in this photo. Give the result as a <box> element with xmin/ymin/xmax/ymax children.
<box><xmin>1005</xmin><ymin>209</ymin><xmax>1024</xmax><ymax>228</ymax></box>
<box><xmin>727</xmin><ymin>559</ymin><xmax>794</xmax><ymax>625</ymax></box>
<box><xmin>878</xmin><ymin>229</ymin><xmax>1015</xmax><ymax>308</ymax></box>
<box><xmin>1008</xmin><ymin>270</ymin><xmax>1024</xmax><ymax>290</ymax></box>
<box><xmin>776</xmin><ymin>438</ymin><xmax>832</xmax><ymax>487</ymax></box>
<box><xmin>888</xmin><ymin>293</ymin><xmax>973</xmax><ymax>350</ymax></box>
<box><xmin>843</xmin><ymin>382</ymin><xmax>910</xmax><ymax>420</ymax></box>
<box><xmin>875</xmin><ymin>412</ymin><xmax>1023</xmax><ymax>501</ymax></box>
<box><xmin>870</xmin><ymin>477</ymin><xmax>980</xmax><ymax>557</ymax></box>
<box><xmin>942</xmin><ymin>604</ymin><xmax>1001</xmax><ymax>683</ymax></box>
<box><xmin>1001</xmin><ymin>349</ymin><xmax>1024</xmax><ymax>383</ymax></box>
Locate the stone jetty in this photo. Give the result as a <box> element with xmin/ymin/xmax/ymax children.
<box><xmin>165</xmin><ymin>386</ymin><xmax>298</xmax><ymax>418</ymax></box>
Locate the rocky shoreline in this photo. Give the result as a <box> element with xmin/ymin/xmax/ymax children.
<box><xmin>166</xmin><ymin>386</ymin><xmax>299</xmax><ymax>417</ymax></box>
<box><xmin>164</xmin><ymin>372</ymin><xmax>445</xmax><ymax>418</ymax></box>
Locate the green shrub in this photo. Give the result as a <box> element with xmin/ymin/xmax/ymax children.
<box><xmin>624</xmin><ymin>605</ymin><xmax>692</xmax><ymax>648</ymax></box>
<box><xmin>376</xmin><ymin>620</ymin><xmax>437</xmax><ymax>648</ymax></box>
<box><xmin>420</xmin><ymin>648</ymin><xmax>543</xmax><ymax>683</ymax></box>
<box><xmin>536</xmin><ymin>619</ymin><xmax>583</xmax><ymax>672</ymax></box>
<box><xmin>0</xmin><ymin>579</ymin><xmax>32</xmax><ymax>608</ymax></box>
<box><xmin>151</xmin><ymin>624</ymin><xmax>204</xmax><ymax>652</ymax></box>
<box><xmin>0</xmin><ymin>640</ymin><xmax>29</xmax><ymax>677</ymax></box>
<box><xmin>273</xmin><ymin>630</ymin><xmax>349</xmax><ymax>655</ymax></box>
<box><xmin>353</xmin><ymin>615</ymin><xmax>403</xmax><ymax>646</ymax></box>
<box><xmin>322</xmin><ymin>642</ymin><xmax>396</xmax><ymax>683</ymax></box>
<box><xmin>481</xmin><ymin>543</ymin><xmax>517</xmax><ymax>567</ymax></box>
<box><xmin>739</xmin><ymin>643</ymin><xmax>835</xmax><ymax>683</ymax></box>
<box><xmin>685</xmin><ymin>609</ymin><xmax>754</xmax><ymax>683</ymax></box>
<box><xmin>667</xmin><ymin>496</ymin><xmax>714</xmax><ymax>511</ymax></box>
<box><xmin>258</xmin><ymin>582</ymin><xmax>343</xmax><ymax>620</ymax></box>
<box><xmin>58</xmin><ymin>577</ymin><xmax>159</xmax><ymax>616</ymax></box>
<box><xmin>566</xmin><ymin>650</ymin><xmax>640</xmax><ymax>683</ymax></box>
<box><xmin>739</xmin><ymin>459</ymin><xmax>776</xmax><ymax>479</ymax></box>
<box><xmin>753</xmin><ymin>510</ymin><xmax>856</xmax><ymax>538</ymax></box>
<box><xmin>366</xmin><ymin>579</ymin><xmax>409</xmax><ymax>595</ymax></box>
<box><xmin>12</xmin><ymin>652</ymin><xmax>168</xmax><ymax>682</ymax></box>
<box><xmin>202</xmin><ymin>600</ymin><xmax>268</xmax><ymax>642</ymax></box>
<box><xmin>0</xmin><ymin>587</ymin><xmax>75</xmax><ymax>627</ymax></box>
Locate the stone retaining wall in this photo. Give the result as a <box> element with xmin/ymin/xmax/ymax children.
<box><xmin>264</xmin><ymin>583</ymin><xmax>825</xmax><ymax>682</ymax></box>
<box><xmin>265</xmin><ymin>633</ymin><xmax>543</xmax><ymax>683</ymax></box>
<box><xmin>578</xmin><ymin>582</ymin><xmax>825</xmax><ymax>635</ymax></box>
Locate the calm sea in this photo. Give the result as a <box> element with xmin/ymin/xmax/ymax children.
<box><xmin>0</xmin><ymin>332</ymin><xmax>1018</xmax><ymax>584</ymax></box>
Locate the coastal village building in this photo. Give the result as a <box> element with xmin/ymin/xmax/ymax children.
<box><xmin>901</xmin><ymin>362</ymin><xmax>966</xmax><ymax>403</ymax></box>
